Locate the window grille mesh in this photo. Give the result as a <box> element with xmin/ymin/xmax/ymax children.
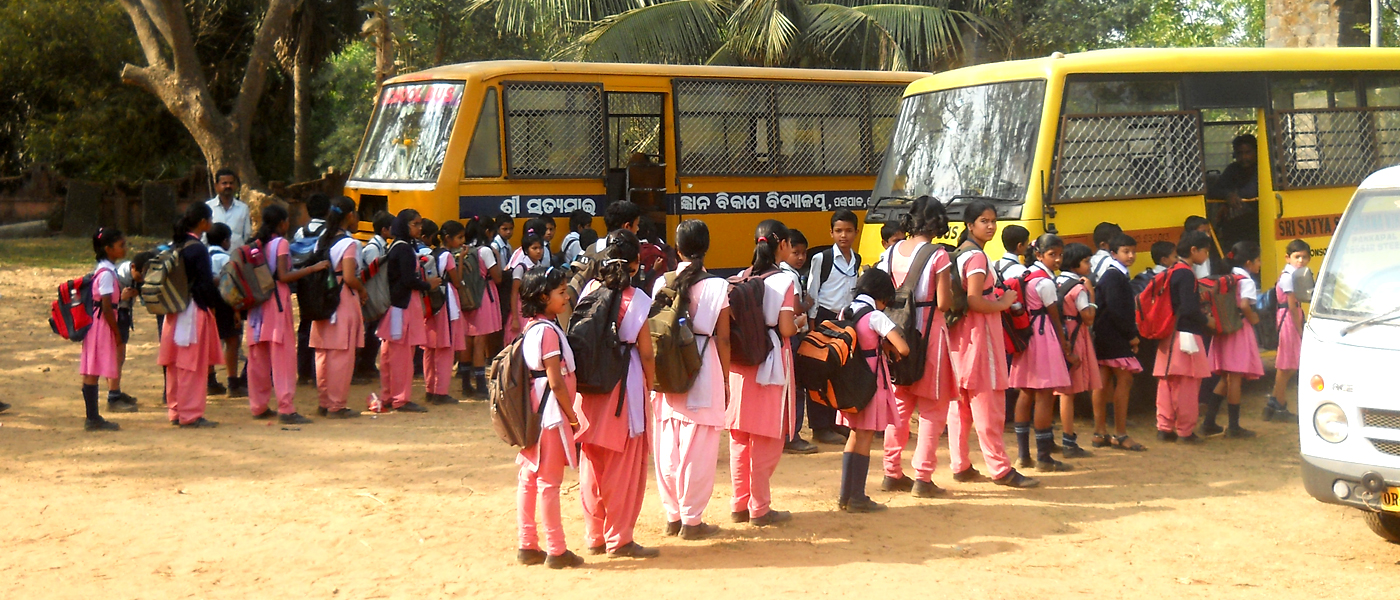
<box><xmin>1056</xmin><ymin>112</ymin><xmax>1204</xmax><ymax>201</ymax></box>
<box><xmin>503</xmin><ymin>82</ymin><xmax>605</xmax><ymax>179</ymax></box>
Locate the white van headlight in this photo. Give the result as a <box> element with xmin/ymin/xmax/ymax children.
<box><xmin>1314</xmin><ymin>403</ymin><xmax>1349</xmax><ymax>443</ymax></box>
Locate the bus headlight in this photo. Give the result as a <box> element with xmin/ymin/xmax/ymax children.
<box><xmin>1314</xmin><ymin>403</ymin><xmax>1349</xmax><ymax>443</ymax></box>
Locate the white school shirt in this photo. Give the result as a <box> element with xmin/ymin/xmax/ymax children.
<box><xmin>93</xmin><ymin>259</ymin><xmax>118</xmax><ymax>300</ymax></box>
<box><xmin>1089</xmin><ymin>249</ymin><xmax>1113</xmax><ymax>280</ymax></box>
<box><xmin>437</xmin><ymin>249</ymin><xmax>461</xmax><ymax>321</ymax></box>
<box><xmin>1029</xmin><ymin>261</ymin><xmax>1059</xmax><ymax>305</ymax></box>
<box><xmin>328</xmin><ymin>237</ymin><xmax>360</xmax><ymax>324</ymax></box>
<box><xmin>997</xmin><ymin>252</ymin><xmax>1027</xmax><ymax>282</ymax></box>
<box><xmin>1279</xmin><ymin>264</ymin><xmax>1297</xmax><ymax>295</ymax></box>
<box><xmin>509</xmin><ymin>249</ymin><xmax>537</xmax><ymax>279</ymax></box>
<box><xmin>492</xmin><ymin>234</ymin><xmax>512</xmax><ymax>267</ymax></box>
<box><xmin>806</xmin><ymin>247</ymin><xmax>859</xmax><ymax>314</ymax></box>
<box><xmin>878</xmin><ymin>240</ymin><xmax>950</xmax><ymax>331</ymax></box>
<box><xmin>522</xmin><ymin>319</ymin><xmax>576</xmax><ymax>466</ymax></box>
<box><xmin>208</xmin><ymin>247</ymin><xmax>231</xmax><ymax>274</ymax></box>
<box><xmin>757</xmin><ymin>270</ymin><xmax>798</xmax><ymax>387</ymax></box>
<box><xmin>294</xmin><ymin>219</ymin><xmax>326</xmax><ymax>241</ymax></box>
<box><xmin>850</xmin><ymin>294</ymin><xmax>897</xmax><ymax>337</ymax></box>
<box><xmin>1108</xmin><ymin>257</ymin><xmax>1130</xmax><ymax>276</ymax></box>
<box><xmin>361</xmin><ymin>235</ymin><xmax>387</xmax><ymax>270</ymax></box>
<box><xmin>1055</xmin><ymin>271</ymin><xmax>1093</xmax><ymax>311</ymax></box>
<box><xmin>560</xmin><ymin>231</ymin><xmax>583</xmax><ymax>264</ymax></box>
<box><xmin>1233</xmin><ymin>266</ymin><xmax>1259</xmax><ymax>306</ymax></box>
<box><xmin>779</xmin><ymin>261</ymin><xmax>808</xmax><ymax>332</ymax></box>
<box><xmin>206</xmin><ymin>197</ymin><xmax>252</xmax><ymax>250</ymax></box>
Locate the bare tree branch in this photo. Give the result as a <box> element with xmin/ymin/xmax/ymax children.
<box><xmin>143</xmin><ymin>0</ymin><xmax>208</xmax><ymax>88</ymax></box>
<box><xmin>118</xmin><ymin>63</ymin><xmax>160</xmax><ymax>95</ymax></box>
<box><xmin>116</xmin><ymin>0</ymin><xmax>169</xmax><ymax>71</ymax></box>
<box><xmin>234</xmin><ymin>0</ymin><xmax>302</xmax><ymax>127</ymax></box>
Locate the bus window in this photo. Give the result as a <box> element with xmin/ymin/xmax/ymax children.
<box><xmin>1271</xmin><ymin>76</ymin><xmax>1360</xmax><ymax>110</ymax></box>
<box><xmin>675</xmin><ymin>80</ymin><xmax>774</xmax><ymax>175</ymax></box>
<box><xmin>606</xmin><ymin>92</ymin><xmax>663</xmax><ymax>169</ymax></box>
<box><xmin>872</xmin><ymin>80</ymin><xmax>1044</xmax><ymax>216</ymax></box>
<box><xmin>464</xmin><ymin>88</ymin><xmax>501</xmax><ymax>178</ymax></box>
<box><xmin>776</xmin><ymin>85</ymin><xmax>863</xmax><ymax>175</ymax></box>
<box><xmin>1202</xmin><ymin>108</ymin><xmax>1257</xmax><ymax>175</ymax></box>
<box><xmin>1271</xmin><ymin>75</ymin><xmax>1375</xmax><ymax>189</ymax></box>
<box><xmin>352</xmin><ymin>82</ymin><xmax>465</xmax><ymax>183</ymax></box>
<box><xmin>1064</xmin><ymin>78</ymin><xmax>1180</xmax><ymax>113</ymax></box>
<box><xmin>502</xmin><ymin>82</ymin><xmax>605</xmax><ymax>179</ymax></box>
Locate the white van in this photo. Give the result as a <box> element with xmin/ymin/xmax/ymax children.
<box><xmin>1299</xmin><ymin>165</ymin><xmax>1400</xmax><ymax>542</ymax></box>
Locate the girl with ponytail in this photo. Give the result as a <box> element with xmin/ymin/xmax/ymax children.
<box><xmin>1008</xmin><ymin>233</ymin><xmax>1074</xmax><ymax>472</ymax></box>
<box><xmin>461</xmin><ymin>216</ymin><xmax>503</xmax><ymax>396</ymax></box>
<box><xmin>423</xmin><ymin>219</ymin><xmax>468</xmax><ymax>405</ymax></box>
<box><xmin>1201</xmin><ymin>241</ymin><xmax>1264</xmax><ymax>438</ymax></box>
<box><xmin>309</xmin><ymin>197</ymin><xmax>368</xmax><ymax>418</ymax></box>
<box><xmin>158</xmin><ymin>201</ymin><xmax>224</xmax><ymax>428</ymax></box>
<box><xmin>377</xmin><ymin>209</ymin><xmax>440</xmax><ymax>412</ymax></box>
<box><xmin>504</xmin><ymin>222</ymin><xmax>547</xmax><ymax>344</ymax></box>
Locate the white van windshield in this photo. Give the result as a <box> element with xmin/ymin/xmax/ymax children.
<box><xmin>1314</xmin><ymin>190</ymin><xmax>1400</xmax><ymax>321</ymax></box>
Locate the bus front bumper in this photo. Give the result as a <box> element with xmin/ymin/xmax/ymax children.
<box><xmin>1302</xmin><ymin>453</ymin><xmax>1400</xmax><ymax>512</ymax></box>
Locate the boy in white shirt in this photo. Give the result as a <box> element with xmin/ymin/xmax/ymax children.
<box><xmin>1088</xmin><ymin>222</ymin><xmax>1122</xmax><ymax>285</ymax></box>
<box><xmin>780</xmin><ymin>230</ymin><xmax>817</xmax><ymax>455</ymax></box>
<box><xmin>804</xmin><ymin>210</ymin><xmax>861</xmax><ymax>445</ymax></box>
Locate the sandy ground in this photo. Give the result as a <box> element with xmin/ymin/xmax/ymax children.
<box><xmin>2</xmin><ymin>261</ymin><xmax>1398</xmax><ymax>600</ymax></box>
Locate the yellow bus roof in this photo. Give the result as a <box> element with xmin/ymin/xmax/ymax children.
<box><xmin>386</xmin><ymin>60</ymin><xmax>928</xmax><ymax>85</ymax></box>
<box><xmin>906</xmin><ymin>47</ymin><xmax>1400</xmax><ymax>95</ymax></box>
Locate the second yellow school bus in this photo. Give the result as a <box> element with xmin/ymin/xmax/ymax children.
<box><xmin>863</xmin><ymin>47</ymin><xmax>1400</xmax><ymax>287</ymax></box>
<box><xmin>344</xmin><ymin>61</ymin><xmax>923</xmax><ymax>269</ymax></box>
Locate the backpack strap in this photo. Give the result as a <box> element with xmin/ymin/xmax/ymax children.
<box><xmin>896</xmin><ymin>243</ymin><xmax>939</xmax><ymax>335</ymax></box>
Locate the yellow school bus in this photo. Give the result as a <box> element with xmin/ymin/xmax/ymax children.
<box><xmin>863</xmin><ymin>47</ymin><xmax>1400</xmax><ymax>287</ymax></box>
<box><xmin>343</xmin><ymin>61</ymin><xmax>923</xmax><ymax>269</ymax></box>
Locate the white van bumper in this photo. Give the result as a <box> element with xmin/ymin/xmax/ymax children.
<box><xmin>1302</xmin><ymin>453</ymin><xmax>1400</xmax><ymax>512</ymax></box>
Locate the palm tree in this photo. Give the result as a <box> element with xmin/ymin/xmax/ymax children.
<box><xmin>468</xmin><ymin>0</ymin><xmax>1000</xmax><ymax>71</ymax></box>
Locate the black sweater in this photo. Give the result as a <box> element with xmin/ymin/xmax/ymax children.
<box><xmin>178</xmin><ymin>235</ymin><xmax>221</xmax><ymax>311</ymax></box>
<box><xmin>387</xmin><ymin>241</ymin><xmax>431</xmax><ymax>309</ymax></box>
<box><xmin>1168</xmin><ymin>263</ymin><xmax>1206</xmax><ymax>336</ymax></box>
<box><xmin>1092</xmin><ymin>266</ymin><xmax>1138</xmax><ymax>359</ymax></box>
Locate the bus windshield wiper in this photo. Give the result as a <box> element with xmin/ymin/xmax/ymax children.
<box><xmin>1341</xmin><ymin>304</ymin><xmax>1400</xmax><ymax>336</ymax></box>
<box><xmin>949</xmin><ymin>194</ymin><xmax>1020</xmax><ymax>204</ymax></box>
<box><xmin>873</xmin><ymin>195</ymin><xmax>913</xmax><ymax>207</ymax></box>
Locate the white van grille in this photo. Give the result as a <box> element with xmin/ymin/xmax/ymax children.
<box><xmin>1362</xmin><ymin>409</ymin><xmax>1400</xmax><ymax>430</ymax></box>
<box><xmin>1370</xmin><ymin>439</ymin><xmax>1400</xmax><ymax>456</ymax></box>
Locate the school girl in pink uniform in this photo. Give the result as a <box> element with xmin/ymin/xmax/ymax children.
<box><xmin>946</xmin><ymin>200</ymin><xmax>1038</xmax><ymax>488</ymax></box>
<box><xmin>650</xmin><ymin>220</ymin><xmax>730</xmax><ymax>541</ymax></box>
<box><xmin>574</xmin><ymin>231</ymin><xmax>659</xmax><ymax>559</ymax></box>
<box><xmin>1009</xmin><ymin>234</ymin><xmax>1074</xmax><ymax>472</ymax></box>
<box><xmin>504</xmin><ymin>226</ymin><xmax>545</xmax><ymax>344</ymax></box>
<box><xmin>377</xmin><ymin>209</ymin><xmax>439</xmax><ymax>413</ymax></box>
<box><xmin>727</xmin><ymin>219</ymin><xmax>800</xmax><ymax>528</ymax></box>
<box><xmin>1053</xmin><ymin>243</ymin><xmax>1101</xmax><ymax>457</ymax></box>
<box><xmin>309</xmin><ymin>197</ymin><xmax>367</xmax><ymax>419</ymax></box>
<box><xmin>245</xmin><ymin>205</ymin><xmax>328</xmax><ymax>424</ymax></box>
<box><xmin>78</xmin><ymin>228</ymin><xmax>127</xmax><ymax>431</ymax></box>
<box><xmin>423</xmin><ymin>220</ymin><xmax>466</xmax><ymax>405</ymax></box>
<box><xmin>837</xmin><ymin>270</ymin><xmax>910</xmax><ymax>512</ymax></box>
<box><xmin>158</xmin><ymin>202</ymin><xmax>224</xmax><ymax>428</ymax></box>
<box><xmin>461</xmin><ymin>217</ymin><xmax>502</xmax><ymax>396</ymax></box>
<box><xmin>1202</xmin><ymin>241</ymin><xmax>1264</xmax><ymax>437</ymax></box>
<box><xmin>514</xmin><ymin>266</ymin><xmax>584</xmax><ymax>569</ymax></box>
<box><xmin>1154</xmin><ymin>230</ymin><xmax>1213</xmax><ymax>443</ymax></box>
<box><xmin>1266</xmin><ymin>239</ymin><xmax>1310</xmax><ymax>422</ymax></box>
<box><xmin>875</xmin><ymin>197</ymin><xmax>956</xmax><ymax>498</ymax></box>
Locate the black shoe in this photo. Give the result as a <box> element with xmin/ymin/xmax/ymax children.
<box><xmin>396</xmin><ymin>401</ymin><xmax>429</xmax><ymax>413</ymax></box>
<box><xmin>317</xmin><ymin>407</ymin><xmax>329</xmax><ymax>417</ymax></box>
<box><xmin>107</xmin><ymin>399</ymin><xmax>138</xmax><ymax>413</ymax></box>
<box><xmin>911</xmin><ymin>479</ymin><xmax>945</xmax><ymax>498</ymax></box>
<box><xmin>1156</xmin><ymin>430</ymin><xmax>1179</xmax><ymax>442</ymax></box>
<box><xmin>326</xmin><ymin>408</ymin><xmax>361</xmax><ymax>419</ymax></box>
<box><xmin>952</xmin><ymin>467</ymin><xmax>987</xmax><ymax>483</ymax></box>
<box><xmin>428</xmin><ymin>393</ymin><xmax>460</xmax><ymax>405</ymax></box>
<box><xmin>1016</xmin><ymin>456</ymin><xmax>1035</xmax><ymax>469</ymax></box>
<box><xmin>0</xmin><ymin>401</ymin><xmax>10</xmax><ymax>413</ymax></box>
<box><xmin>812</xmin><ymin>429</ymin><xmax>847</xmax><ymax>445</ymax></box>
<box><xmin>253</xmin><ymin>408</ymin><xmax>277</xmax><ymax>420</ymax></box>
<box><xmin>665</xmin><ymin>521</ymin><xmax>682</xmax><ymax>536</ymax></box>
<box><xmin>730</xmin><ymin>510</ymin><xmax>749</xmax><ymax>523</ymax></box>
<box><xmin>115</xmin><ymin>391</ymin><xmax>139</xmax><ymax>405</ymax></box>
<box><xmin>279</xmin><ymin>412</ymin><xmax>312</xmax><ymax>425</ymax></box>
<box><xmin>882</xmin><ymin>475</ymin><xmax>915</xmax><ymax>492</ymax></box>
<box><xmin>516</xmin><ymin>549</ymin><xmax>547</xmax><ymax>566</ymax></box>
<box><xmin>608</xmin><ymin>541</ymin><xmax>660</xmax><ymax>559</ymax></box>
<box><xmin>843</xmin><ymin>496</ymin><xmax>887</xmax><ymax>513</ymax></box>
<box><xmin>750</xmin><ymin>510</ymin><xmax>792</xmax><ymax>527</ymax></box>
<box><xmin>545</xmin><ymin>550</ymin><xmax>584</xmax><ymax>569</ymax></box>
<box><xmin>1177</xmin><ymin>433</ymin><xmax>1204</xmax><ymax>445</ymax></box>
<box><xmin>1201</xmin><ymin>422</ymin><xmax>1225</xmax><ymax>437</ymax></box>
<box><xmin>1036</xmin><ymin>458</ymin><xmax>1073</xmax><ymax>472</ymax></box>
<box><xmin>993</xmin><ymin>469</ymin><xmax>1040</xmax><ymax>488</ymax></box>
<box><xmin>84</xmin><ymin>418</ymin><xmax>120</xmax><ymax>432</ymax></box>
<box><xmin>586</xmin><ymin>545</ymin><xmax>606</xmax><ymax>556</ymax></box>
<box><xmin>1061</xmin><ymin>445</ymin><xmax>1092</xmax><ymax>459</ymax></box>
<box><xmin>1224</xmin><ymin>426</ymin><xmax>1257</xmax><ymax>439</ymax></box>
<box><xmin>680</xmin><ymin>522</ymin><xmax>719</xmax><ymax>540</ymax></box>
<box><xmin>227</xmin><ymin>378</ymin><xmax>247</xmax><ymax>398</ymax></box>
<box><xmin>179</xmin><ymin>417</ymin><xmax>218</xmax><ymax>429</ymax></box>
<box><xmin>207</xmin><ymin>380</ymin><xmax>227</xmax><ymax>395</ymax></box>
<box><xmin>784</xmin><ymin>438</ymin><xmax>819</xmax><ymax>455</ymax></box>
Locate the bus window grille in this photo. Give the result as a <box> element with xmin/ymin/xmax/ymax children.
<box><xmin>1274</xmin><ymin>109</ymin><xmax>1389</xmax><ymax>190</ymax></box>
<box><xmin>502</xmin><ymin>82</ymin><xmax>606</xmax><ymax>179</ymax></box>
<box><xmin>1054</xmin><ymin>112</ymin><xmax>1204</xmax><ymax>202</ymax></box>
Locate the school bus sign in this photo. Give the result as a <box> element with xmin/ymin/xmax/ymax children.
<box><xmin>1275</xmin><ymin>214</ymin><xmax>1343</xmax><ymax>241</ymax></box>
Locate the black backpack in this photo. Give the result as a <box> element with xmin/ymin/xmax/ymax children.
<box><xmin>727</xmin><ymin>268</ymin><xmax>779</xmax><ymax>366</ymax></box>
<box><xmin>297</xmin><ymin>234</ymin><xmax>344</xmax><ymax>322</ymax></box>
<box><xmin>814</xmin><ymin>246</ymin><xmax>861</xmax><ymax>296</ymax></box>
<box><xmin>883</xmin><ymin>243</ymin><xmax>937</xmax><ymax>386</ymax></box>
<box><xmin>566</xmin><ymin>285</ymin><xmax>632</xmax><ymax>399</ymax></box>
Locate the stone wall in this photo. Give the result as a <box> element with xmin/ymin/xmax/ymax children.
<box><xmin>1266</xmin><ymin>0</ymin><xmax>1370</xmax><ymax>47</ymax></box>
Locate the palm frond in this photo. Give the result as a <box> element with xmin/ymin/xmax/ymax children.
<box><xmin>803</xmin><ymin>3</ymin><xmax>909</xmax><ymax>70</ymax></box>
<box><xmin>852</xmin><ymin>4</ymin><xmax>989</xmax><ymax>69</ymax></box>
<box><xmin>727</xmin><ymin>0</ymin><xmax>802</xmax><ymax>66</ymax></box>
<box><xmin>563</xmin><ymin>0</ymin><xmax>727</xmax><ymax>63</ymax></box>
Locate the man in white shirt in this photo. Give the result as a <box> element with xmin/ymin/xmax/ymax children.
<box><xmin>206</xmin><ymin>169</ymin><xmax>253</xmax><ymax>250</ymax></box>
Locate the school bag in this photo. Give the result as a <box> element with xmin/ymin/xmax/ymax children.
<box><xmin>566</xmin><ymin>242</ymin><xmax>608</xmax><ymax>308</ymax></box>
<box><xmin>566</xmin><ymin>286</ymin><xmax>631</xmax><ymax>396</ymax></box>
<box><xmin>217</xmin><ymin>241</ymin><xmax>276</xmax><ymax>311</ymax></box>
<box><xmin>1057</xmin><ymin>276</ymin><xmax>1089</xmax><ymax>345</ymax></box>
<box><xmin>1197</xmin><ymin>274</ymin><xmax>1244</xmax><ymax>336</ymax></box>
<box><xmin>648</xmin><ymin>271</ymin><xmax>716</xmax><ymax>394</ymax></box>
<box><xmin>1136</xmin><ymin>262</ymin><xmax>1191</xmax><ymax>340</ymax></box>
<box><xmin>883</xmin><ymin>244</ymin><xmax>936</xmax><ymax>386</ymax></box>
<box><xmin>289</xmin><ymin>222</ymin><xmax>325</xmax><ymax>267</ymax></box>
<box><xmin>487</xmin><ymin>321</ymin><xmax>552</xmax><ymax>448</ymax></box>
<box><xmin>422</xmin><ymin>248</ymin><xmax>448</xmax><ymax>315</ymax></box>
<box><xmin>48</xmin><ymin>269</ymin><xmax>109</xmax><ymax>342</ymax></box>
<box><xmin>142</xmin><ymin>241</ymin><xmax>192</xmax><ymax>315</ymax></box>
<box><xmin>727</xmin><ymin>268</ymin><xmax>779</xmax><ymax>366</ymax></box>
<box><xmin>297</xmin><ymin>235</ymin><xmax>344</xmax><ymax>322</ymax></box>
<box><xmin>795</xmin><ymin>305</ymin><xmax>877</xmax><ymax>413</ymax></box>
<box><xmin>1004</xmin><ymin>268</ymin><xmax>1053</xmax><ymax>355</ymax></box>
<box><xmin>457</xmin><ymin>245</ymin><xmax>487</xmax><ymax>312</ymax></box>
<box><xmin>361</xmin><ymin>255</ymin><xmax>392</xmax><ymax>322</ymax></box>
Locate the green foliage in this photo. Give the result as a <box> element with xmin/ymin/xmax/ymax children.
<box><xmin>314</xmin><ymin>41</ymin><xmax>379</xmax><ymax>173</ymax></box>
<box><xmin>1003</xmin><ymin>0</ymin><xmax>1263</xmax><ymax>57</ymax></box>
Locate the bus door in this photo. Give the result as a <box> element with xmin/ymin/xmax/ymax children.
<box><xmin>604</xmin><ymin>92</ymin><xmax>667</xmax><ymax>226</ymax></box>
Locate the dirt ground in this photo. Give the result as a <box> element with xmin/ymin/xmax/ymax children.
<box><xmin>2</xmin><ymin>252</ymin><xmax>1398</xmax><ymax>599</ymax></box>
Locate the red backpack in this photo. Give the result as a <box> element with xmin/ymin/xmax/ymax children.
<box><xmin>1001</xmin><ymin>268</ymin><xmax>1047</xmax><ymax>354</ymax></box>
<box><xmin>727</xmin><ymin>268</ymin><xmax>779</xmax><ymax>366</ymax></box>
<box><xmin>48</xmin><ymin>268</ymin><xmax>109</xmax><ymax>342</ymax></box>
<box><xmin>1136</xmin><ymin>263</ymin><xmax>1190</xmax><ymax>340</ymax></box>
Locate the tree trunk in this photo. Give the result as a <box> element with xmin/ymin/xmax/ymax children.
<box><xmin>372</xmin><ymin>5</ymin><xmax>397</xmax><ymax>88</ymax></box>
<box><xmin>293</xmin><ymin>4</ymin><xmax>314</xmax><ymax>182</ymax></box>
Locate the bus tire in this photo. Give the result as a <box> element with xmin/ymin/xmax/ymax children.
<box><xmin>1363</xmin><ymin>511</ymin><xmax>1400</xmax><ymax>543</ymax></box>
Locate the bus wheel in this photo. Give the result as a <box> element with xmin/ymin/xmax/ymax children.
<box><xmin>1363</xmin><ymin>511</ymin><xmax>1400</xmax><ymax>543</ymax></box>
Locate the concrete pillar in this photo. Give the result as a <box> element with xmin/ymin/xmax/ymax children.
<box><xmin>1266</xmin><ymin>0</ymin><xmax>1370</xmax><ymax>47</ymax></box>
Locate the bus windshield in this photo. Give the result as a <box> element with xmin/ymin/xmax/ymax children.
<box><xmin>871</xmin><ymin>80</ymin><xmax>1045</xmax><ymax>208</ymax></box>
<box><xmin>351</xmin><ymin>82</ymin><xmax>465</xmax><ymax>183</ymax></box>
<box><xmin>1314</xmin><ymin>190</ymin><xmax>1400</xmax><ymax>321</ymax></box>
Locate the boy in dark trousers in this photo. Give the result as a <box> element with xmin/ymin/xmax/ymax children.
<box><xmin>804</xmin><ymin>209</ymin><xmax>861</xmax><ymax>445</ymax></box>
<box><xmin>295</xmin><ymin>193</ymin><xmax>331</xmax><ymax>385</ymax></box>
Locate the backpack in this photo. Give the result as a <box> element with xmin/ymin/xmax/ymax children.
<box><xmin>649</xmin><ymin>271</ymin><xmax>717</xmax><ymax>394</ymax></box>
<box><xmin>944</xmin><ymin>242</ymin><xmax>979</xmax><ymax>329</ymax></box>
<box><xmin>361</xmin><ymin>257</ymin><xmax>391</xmax><ymax>323</ymax></box>
<box><xmin>566</xmin><ymin>242</ymin><xmax>608</xmax><ymax>308</ymax></box>
<box><xmin>1136</xmin><ymin>262</ymin><xmax>1190</xmax><ymax>340</ymax></box>
<box><xmin>883</xmin><ymin>243</ymin><xmax>937</xmax><ymax>386</ymax></box>
<box><xmin>48</xmin><ymin>270</ymin><xmax>107</xmax><ymax>342</ymax></box>
<box><xmin>422</xmin><ymin>248</ymin><xmax>448</xmax><ymax>315</ymax></box>
<box><xmin>1004</xmin><ymin>268</ymin><xmax>1052</xmax><ymax>354</ymax></box>
<box><xmin>458</xmin><ymin>245</ymin><xmax>488</xmax><ymax>312</ymax></box>
<box><xmin>815</xmin><ymin>247</ymin><xmax>862</xmax><ymax>295</ymax></box>
<box><xmin>217</xmin><ymin>241</ymin><xmax>276</xmax><ymax>311</ymax></box>
<box><xmin>487</xmin><ymin>321</ymin><xmax>553</xmax><ymax>448</ymax></box>
<box><xmin>289</xmin><ymin>222</ymin><xmax>325</xmax><ymax>267</ymax></box>
<box><xmin>1057</xmin><ymin>276</ymin><xmax>1089</xmax><ymax>344</ymax></box>
<box><xmin>142</xmin><ymin>241</ymin><xmax>192</xmax><ymax>315</ymax></box>
<box><xmin>1130</xmin><ymin>268</ymin><xmax>1157</xmax><ymax>297</ymax></box>
<box><xmin>1197</xmin><ymin>274</ymin><xmax>1244</xmax><ymax>336</ymax></box>
<box><xmin>297</xmin><ymin>236</ymin><xmax>344</xmax><ymax>322</ymax></box>
<box><xmin>566</xmin><ymin>286</ymin><xmax>631</xmax><ymax>396</ymax></box>
<box><xmin>727</xmin><ymin>268</ymin><xmax>779</xmax><ymax>366</ymax></box>
<box><xmin>795</xmin><ymin>305</ymin><xmax>877</xmax><ymax>413</ymax></box>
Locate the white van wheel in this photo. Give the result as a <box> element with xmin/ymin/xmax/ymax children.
<box><xmin>1363</xmin><ymin>511</ymin><xmax>1400</xmax><ymax>543</ymax></box>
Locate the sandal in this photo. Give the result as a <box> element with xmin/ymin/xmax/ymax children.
<box><xmin>1091</xmin><ymin>433</ymin><xmax>1112</xmax><ymax>448</ymax></box>
<box><xmin>1112</xmin><ymin>434</ymin><xmax>1147</xmax><ymax>452</ymax></box>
